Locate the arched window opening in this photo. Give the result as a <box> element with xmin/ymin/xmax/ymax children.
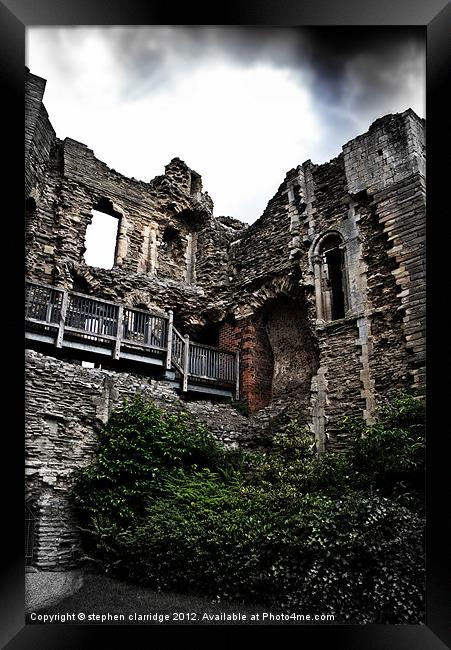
<box><xmin>25</xmin><ymin>502</ymin><xmax>37</xmax><ymax>566</ymax></box>
<box><xmin>314</xmin><ymin>233</ymin><xmax>349</xmax><ymax>322</ymax></box>
<box><xmin>324</xmin><ymin>243</ymin><xmax>345</xmax><ymax>320</ymax></box>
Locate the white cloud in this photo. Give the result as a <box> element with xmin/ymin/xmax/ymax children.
<box><xmin>26</xmin><ymin>26</ymin><xmax>425</xmax><ymax>230</ymax></box>
<box><xmin>26</xmin><ymin>29</ymin><xmax>321</xmax><ymax>223</ymax></box>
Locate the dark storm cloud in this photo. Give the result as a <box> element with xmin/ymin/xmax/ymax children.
<box><xmin>26</xmin><ymin>25</ymin><xmax>425</xmax><ymax>224</ymax></box>
<box><xmin>106</xmin><ymin>26</ymin><xmax>424</xmax><ymax>112</ymax></box>
<box><xmin>297</xmin><ymin>27</ymin><xmax>424</xmax><ymax>94</ymax></box>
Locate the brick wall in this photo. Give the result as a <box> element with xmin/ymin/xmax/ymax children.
<box><xmin>219</xmin><ymin>318</ymin><xmax>272</xmax><ymax>412</ymax></box>
<box><xmin>219</xmin><ymin>297</ymin><xmax>318</xmax><ymax>415</ymax></box>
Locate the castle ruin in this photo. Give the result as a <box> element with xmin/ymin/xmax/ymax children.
<box><xmin>25</xmin><ymin>68</ymin><xmax>426</xmax><ymax>569</ymax></box>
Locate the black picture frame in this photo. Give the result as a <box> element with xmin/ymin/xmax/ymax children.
<box><xmin>1</xmin><ymin>1</ymin><xmax>449</xmax><ymax>648</ymax></box>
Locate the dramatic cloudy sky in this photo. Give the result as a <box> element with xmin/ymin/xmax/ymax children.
<box><xmin>26</xmin><ymin>27</ymin><xmax>425</xmax><ymax>227</ymax></box>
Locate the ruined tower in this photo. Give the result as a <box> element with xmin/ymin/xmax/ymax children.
<box><xmin>25</xmin><ymin>68</ymin><xmax>425</xmax><ymax>568</ymax></box>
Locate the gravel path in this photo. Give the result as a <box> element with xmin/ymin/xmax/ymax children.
<box><xmin>25</xmin><ymin>570</ymin><xmax>84</xmax><ymax>613</ymax></box>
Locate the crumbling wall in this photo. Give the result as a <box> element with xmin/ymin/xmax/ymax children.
<box><xmin>25</xmin><ymin>69</ymin><xmax>56</xmax><ymax>198</ymax></box>
<box><xmin>219</xmin><ymin>109</ymin><xmax>425</xmax><ymax>446</ymax></box>
<box><xmin>265</xmin><ymin>298</ymin><xmax>318</xmax><ymax>407</ymax></box>
<box><xmin>196</xmin><ymin>215</ymin><xmax>247</xmax><ymax>293</ymax></box>
<box><xmin>369</xmin><ymin>177</ymin><xmax>426</xmax><ymax>394</ymax></box>
<box><xmin>25</xmin><ymin>67</ymin><xmax>426</xmax><ymax>452</ymax></box>
<box><xmin>313</xmin><ymin>321</ymin><xmax>365</xmax><ymax>452</ymax></box>
<box><xmin>343</xmin><ymin>109</ymin><xmax>426</xmax><ymax>396</ymax></box>
<box><xmin>228</xmin><ymin>175</ymin><xmax>296</xmax><ymax>308</ymax></box>
<box><xmin>25</xmin><ymin>350</ymin><xmax>272</xmax><ymax>568</ymax></box>
<box><xmin>25</xmin><ymin>70</ymin><xmax>233</xmax><ymax>302</ymax></box>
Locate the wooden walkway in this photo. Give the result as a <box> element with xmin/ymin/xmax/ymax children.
<box><xmin>25</xmin><ymin>281</ymin><xmax>239</xmax><ymax>398</ymax></box>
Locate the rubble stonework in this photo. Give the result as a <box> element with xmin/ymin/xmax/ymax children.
<box><xmin>25</xmin><ymin>68</ymin><xmax>426</xmax><ymax>568</ymax></box>
<box><xmin>25</xmin><ymin>349</ymin><xmax>269</xmax><ymax>569</ymax></box>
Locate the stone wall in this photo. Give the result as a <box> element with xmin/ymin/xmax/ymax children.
<box><xmin>26</xmin><ymin>136</ymin><xmax>216</xmax><ymax>288</ymax></box>
<box><xmin>195</xmin><ymin>215</ymin><xmax>248</xmax><ymax>300</ymax></box>
<box><xmin>265</xmin><ymin>297</ymin><xmax>318</xmax><ymax>406</ymax></box>
<box><xmin>25</xmin><ymin>349</ymin><xmax>275</xmax><ymax>569</ymax></box>
<box><xmin>215</xmin><ymin>109</ymin><xmax>426</xmax><ymax>449</ymax></box>
<box><xmin>25</xmin><ymin>71</ymin><xmax>238</xmax><ymax>316</ymax></box>
<box><xmin>25</xmin><ymin>69</ymin><xmax>56</xmax><ymax>198</ymax></box>
<box><xmin>369</xmin><ymin>177</ymin><xmax>426</xmax><ymax>394</ymax></box>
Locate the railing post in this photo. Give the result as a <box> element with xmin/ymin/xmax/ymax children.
<box><xmin>45</xmin><ymin>299</ymin><xmax>53</xmax><ymax>323</ymax></box>
<box><xmin>182</xmin><ymin>334</ymin><xmax>190</xmax><ymax>392</ymax></box>
<box><xmin>114</xmin><ymin>305</ymin><xmax>124</xmax><ymax>360</ymax></box>
<box><xmin>166</xmin><ymin>310</ymin><xmax>174</xmax><ymax>370</ymax></box>
<box><xmin>56</xmin><ymin>289</ymin><xmax>68</xmax><ymax>348</ymax></box>
<box><xmin>234</xmin><ymin>350</ymin><xmax>240</xmax><ymax>401</ymax></box>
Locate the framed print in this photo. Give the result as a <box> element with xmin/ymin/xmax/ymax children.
<box><xmin>1</xmin><ymin>1</ymin><xmax>449</xmax><ymax>648</ymax></box>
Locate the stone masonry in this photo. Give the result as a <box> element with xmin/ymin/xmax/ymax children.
<box><xmin>25</xmin><ymin>68</ymin><xmax>426</xmax><ymax>567</ymax></box>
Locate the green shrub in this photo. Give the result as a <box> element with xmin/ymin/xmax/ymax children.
<box><xmin>73</xmin><ymin>396</ymin><xmax>244</xmax><ymax>525</ymax></box>
<box><xmin>85</xmin><ymin>479</ymin><xmax>424</xmax><ymax>623</ymax></box>
<box><xmin>246</xmin><ymin>424</ymin><xmax>352</xmax><ymax>499</ymax></box>
<box><xmin>72</xmin><ymin>393</ymin><xmax>425</xmax><ymax>623</ymax></box>
<box><xmin>342</xmin><ymin>393</ymin><xmax>425</xmax><ymax>502</ymax></box>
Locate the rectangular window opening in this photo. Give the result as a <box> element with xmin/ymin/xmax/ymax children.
<box><xmin>84</xmin><ymin>210</ymin><xmax>119</xmax><ymax>269</ymax></box>
<box><xmin>326</xmin><ymin>248</ymin><xmax>345</xmax><ymax>320</ymax></box>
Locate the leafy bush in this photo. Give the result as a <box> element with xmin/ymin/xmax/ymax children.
<box><xmin>72</xmin><ymin>393</ymin><xmax>425</xmax><ymax>623</ymax></box>
<box><xmin>73</xmin><ymin>396</ymin><xmax>244</xmax><ymax>524</ymax></box>
<box><xmin>249</xmin><ymin>394</ymin><xmax>425</xmax><ymax>504</ymax></box>
<box><xmin>246</xmin><ymin>424</ymin><xmax>352</xmax><ymax>499</ymax></box>
<box><xmin>342</xmin><ymin>393</ymin><xmax>425</xmax><ymax>503</ymax></box>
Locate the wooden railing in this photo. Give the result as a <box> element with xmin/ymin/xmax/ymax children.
<box><xmin>171</xmin><ymin>326</ymin><xmax>186</xmax><ymax>373</ymax></box>
<box><xmin>25</xmin><ymin>282</ymin><xmax>63</xmax><ymax>326</ymax></box>
<box><xmin>189</xmin><ymin>342</ymin><xmax>237</xmax><ymax>384</ymax></box>
<box><xmin>25</xmin><ymin>281</ymin><xmax>239</xmax><ymax>397</ymax></box>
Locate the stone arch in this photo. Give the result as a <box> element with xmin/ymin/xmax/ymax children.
<box><xmin>234</xmin><ymin>275</ymin><xmax>299</xmax><ymax>319</ymax></box>
<box><xmin>247</xmin><ymin>292</ymin><xmax>319</xmax><ymax>412</ymax></box>
<box><xmin>311</xmin><ymin>228</ymin><xmax>344</xmax><ymax>257</ymax></box>
<box><xmin>310</xmin><ymin>230</ymin><xmax>350</xmax><ymax>321</ymax></box>
<box><xmin>127</xmin><ymin>290</ymin><xmax>153</xmax><ymax>310</ymax></box>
